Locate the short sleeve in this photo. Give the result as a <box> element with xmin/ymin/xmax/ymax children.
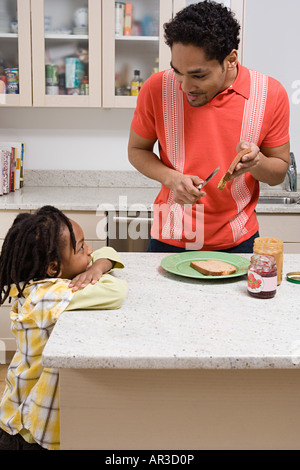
<box><xmin>130</xmin><ymin>74</ymin><xmax>158</xmax><ymax>140</ymax></box>
<box><xmin>91</xmin><ymin>247</ymin><xmax>124</xmax><ymax>270</ymax></box>
<box><xmin>261</xmin><ymin>79</ymin><xmax>290</xmax><ymax>148</ymax></box>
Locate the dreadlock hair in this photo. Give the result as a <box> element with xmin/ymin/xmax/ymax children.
<box><xmin>0</xmin><ymin>205</ymin><xmax>76</xmax><ymax>304</ymax></box>
<box><xmin>164</xmin><ymin>0</ymin><xmax>240</xmax><ymax>65</ymax></box>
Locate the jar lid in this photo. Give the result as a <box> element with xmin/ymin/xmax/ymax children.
<box><xmin>286</xmin><ymin>272</ymin><xmax>300</xmax><ymax>285</ymax></box>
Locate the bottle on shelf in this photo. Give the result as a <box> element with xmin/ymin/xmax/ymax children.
<box><xmin>130</xmin><ymin>69</ymin><xmax>143</xmax><ymax>96</ymax></box>
<box><xmin>152</xmin><ymin>57</ymin><xmax>159</xmax><ymax>75</ymax></box>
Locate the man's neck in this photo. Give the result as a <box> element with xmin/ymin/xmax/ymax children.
<box><xmin>222</xmin><ymin>63</ymin><xmax>238</xmax><ymax>91</ymax></box>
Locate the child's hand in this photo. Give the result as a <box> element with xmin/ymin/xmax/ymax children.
<box><xmin>69</xmin><ymin>259</ymin><xmax>113</xmax><ymax>292</ymax></box>
<box><xmin>69</xmin><ymin>266</ymin><xmax>102</xmax><ymax>292</ymax></box>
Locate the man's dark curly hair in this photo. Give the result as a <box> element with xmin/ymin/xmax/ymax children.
<box><xmin>164</xmin><ymin>0</ymin><xmax>240</xmax><ymax>65</ymax></box>
<box><xmin>0</xmin><ymin>205</ymin><xmax>76</xmax><ymax>304</ymax></box>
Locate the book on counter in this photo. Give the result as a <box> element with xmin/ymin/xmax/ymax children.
<box><xmin>0</xmin><ymin>141</ymin><xmax>25</xmax><ymax>195</ymax></box>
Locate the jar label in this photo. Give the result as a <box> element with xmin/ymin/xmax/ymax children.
<box><xmin>247</xmin><ymin>271</ymin><xmax>277</xmax><ymax>293</ymax></box>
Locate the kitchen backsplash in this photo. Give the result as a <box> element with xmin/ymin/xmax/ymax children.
<box><xmin>24</xmin><ymin>169</ymin><xmax>160</xmax><ymax>188</ymax></box>
<box><xmin>24</xmin><ymin>170</ymin><xmax>300</xmax><ymax>192</ymax></box>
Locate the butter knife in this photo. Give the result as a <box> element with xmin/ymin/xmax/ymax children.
<box><xmin>197</xmin><ymin>166</ymin><xmax>220</xmax><ymax>189</ymax></box>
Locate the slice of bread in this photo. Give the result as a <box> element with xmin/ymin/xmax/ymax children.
<box><xmin>190</xmin><ymin>259</ymin><xmax>237</xmax><ymax>276</ymax></box>
<box><xmin>217</xmin><ymin>148</ymin><xmax>252</xmax><ymax>191</ymax></box>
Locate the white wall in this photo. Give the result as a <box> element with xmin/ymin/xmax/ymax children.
<box><xmin>243</xmin><ymin>0</ymin><xmax>300</xmax><ymax>169</ymax></box>
<box><xmin>0</xmin><ymin>107</ymin><xmax>135</xmax><ymax>170</ymax></box>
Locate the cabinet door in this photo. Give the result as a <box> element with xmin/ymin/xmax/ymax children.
<box><xmin>173</xmin><ymin>0</ymin><xmax>245</xmax><ymax>64</ymax></box>
<box><xmin>31</xmin><ymin>0</ymin><xmax>101</xmax><ymax>107</ymax></box>
<box><xmin>0</xmin><ymin>0</ymin><xmax>32</xmax><ymax>107</ymax></box>
<box><xmin>102</xmin><ymin>0</ymin><xmax>172</xmax><ymax>108</ymax></box>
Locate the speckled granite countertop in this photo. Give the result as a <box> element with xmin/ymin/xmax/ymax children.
<box><xmin>0</xmin><ymin>186</ymin><xmax>160</xmax><ymax>211</ymax></box>
<box><xmin>42</xmin><ymin>252</ymin><xmax>300</xmax><ymax>370</ymax></box>
<box><xmin>0</xmin><ymin>171</ymin><xmax>299</xmax><ymax>213</ymax></box>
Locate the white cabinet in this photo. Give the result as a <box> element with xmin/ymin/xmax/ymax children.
<box><xmin>257</xmin><ymin>213</ymin><xmax>300</xmax><ymax>254</ymax></box>
<box><xmin>0</xmin><ymin>0</ymin><xmax>246</xmax><ymax>109</ymax></box>
<box><xmin>31</xmin><ymin>0</ymin><xmax>102</xmax><ymax>107</ymax></box>
<box><xmin>0</xmin><ymin>0</ymin><xmax>32</xmax><ymax>106</ymax></box>
<box><xmin>102</xmin><ymin>0</ymin><xmax>172</xmax><ymax>108</ymax></box>
<box><xmin>0</xmin><ymin>0</ymin><xmax>102</xmax><ymax>108</ymax></box>
<box><xmin>1</xmin><ymin>0</ymin><xmax>173</xmax><ymax>109</ymax></box>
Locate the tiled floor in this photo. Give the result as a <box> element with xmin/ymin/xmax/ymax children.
<box><xmin>0</xmin><ymin>364</ymin><xmax>8</xmax><ymax>396</ymax></box>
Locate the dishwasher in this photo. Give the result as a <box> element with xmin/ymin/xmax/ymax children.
<box><xmin>107</xmin><ymin>209</ymin><xmax>153</xmax><ymax>252</ymax></box>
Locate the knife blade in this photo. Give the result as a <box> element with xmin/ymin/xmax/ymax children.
<box><xmin>197</xmin><ymin>166</ymin><xmax>220</xmax><ymax>189</ymax></box>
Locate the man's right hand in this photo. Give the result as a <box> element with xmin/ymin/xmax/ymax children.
<box><xmin>128</xmin><ymin>129</ymin><xmax>206</xmax><ymax>205</ymax></box>
<box><xmin>168</xmin><ymin>173</ymin><xmax>206</xmax><ymax>205</ymax></box>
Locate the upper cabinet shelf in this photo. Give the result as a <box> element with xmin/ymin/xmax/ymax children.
<box><xmin>0</xmin><ymin>33</ymin><xmax>18</xmax><ymax>38</ymax></box>
<box><xmin>44</xmin><ymin>33</ymin><xmax>89</xmax><ymax>40</ymax></box>
<box><xmin>115</xmin><ymin>36</ymin><xmax>159</xmax><ymax>41</ymax></box>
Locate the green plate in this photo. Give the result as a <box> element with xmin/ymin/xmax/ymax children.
<box><xmin>161</xmin><ymin>251</ymin><xmax>250</xmax><ymax>280</ymax></box>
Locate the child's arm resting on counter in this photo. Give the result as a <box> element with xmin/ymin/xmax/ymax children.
<box><xmin>69</xmin><ymin>246</ymin><xmax>125</xmax><ymax>291</ymax></box>
<box><xmin>66</xmin><ymin>247</ymin><xmax>128</xmax><ymax>310</ymax></box>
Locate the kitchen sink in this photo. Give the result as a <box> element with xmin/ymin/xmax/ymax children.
<box><xmin>258</xmin><ymin>196</ymin><xmax>300</xmax><ymax>204</ymax></box>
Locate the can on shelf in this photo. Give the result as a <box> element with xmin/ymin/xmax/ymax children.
<box><xmin>45</xmin><ymin>64</ymin><xmax>58</xmax><ymax>86</ymax></box>
<box><xmin>115</xmin><ymin>2</ymin><xmax>125</xmax><ymax>36</ymax></box>
<box><xmin>5</xmin><ymin>68</ymin><xmax>19</xmax><ymax>94</ymax></box>
<box><xmin>80</xmin><ymin>76</ymin><xmax>89</xmax><ymax>95</ymax></box>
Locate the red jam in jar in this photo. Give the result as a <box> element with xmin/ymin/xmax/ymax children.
<box><xmin>247</xmin><ymin>254</ymin><xmax>277</xmax><ymax>299</ymax></box>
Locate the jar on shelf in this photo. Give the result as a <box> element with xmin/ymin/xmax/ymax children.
<box><xmin>247</xmin><ymin>254</ymin><xmax>277</xmax><ymax>299</ymax></box>
<box><xmin>253</xmin><ymin>237</ymin><xmax>283</xmax><ymax>285</ymax></box>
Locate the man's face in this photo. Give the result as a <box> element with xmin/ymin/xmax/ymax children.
<box><xmin>171</xmin><ymin>43</ymin><xmax>231</xmax><ymax>107</ymax></box>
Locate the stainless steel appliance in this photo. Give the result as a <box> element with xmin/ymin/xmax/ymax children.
<box><xmin>107</xmin><ymin>210</ymin><xmax>153</xmax><ymax>252</ymax></box>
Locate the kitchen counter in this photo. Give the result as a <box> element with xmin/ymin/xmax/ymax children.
<box><xmin>42</xmin><ymin>253</ymin><xmax>300</xmax><ymax>450</ymax></box>
<box><xmin>0</xmin><ymin>170</ymin><xmax>299</xmax><ymax>213</ymax></box>
<box><xmin>43</xmin><ymin>253</ymin><xmax>300</xmax><ymax>370</ymax></box>
<box><xmin>0</xmin><ymin>185</ymin><xmax>159</xmax><ymax>211</ymax></box>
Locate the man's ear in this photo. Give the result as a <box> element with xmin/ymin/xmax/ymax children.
<box><xmin>227</xmin><ymin>49</ymin><xmax>238</xmax><ymax>70</ymax></box>
<box><xmin>47</xmin><ymin>261</ymin><xmax>61</xmax><ymax>277</ymax></box>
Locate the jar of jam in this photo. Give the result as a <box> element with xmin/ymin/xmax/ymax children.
<box><xmin>247</xmin><ymin>254</ymin><xmax>277</xmax><ymax>299</ymax></box>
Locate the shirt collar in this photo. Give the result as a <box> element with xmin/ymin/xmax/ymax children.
<box><xmin>230</xmin><ymin>61</ymin><xmax>250</xmax><ymax>99</ymax></box>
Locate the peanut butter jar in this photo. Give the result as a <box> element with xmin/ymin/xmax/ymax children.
<box><xmin>253</xmin><ymin>237</ymin><xmax>283</xmax><ymax>285</ymax></box>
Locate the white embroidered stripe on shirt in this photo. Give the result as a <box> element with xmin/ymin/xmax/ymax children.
<box><xmin>230</xmin><ymin>70</ymin><xmax>268</xmax><ymax>242</ymax></box>
<box><xmin>162</xmin><ymin>69</ymin><xmax>185</xmax><ymax>240</ymax></box>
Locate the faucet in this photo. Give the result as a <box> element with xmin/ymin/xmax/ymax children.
<box><xmin>286</xmin><ymin>152</ymin><xmax>297</xmax><ymax>191</ymax></box>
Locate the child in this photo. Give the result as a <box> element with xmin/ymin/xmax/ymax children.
<box><xmin>0</xmin><ymin>205</ymin><xmax>128</xmax><ymax>450</ymax></box>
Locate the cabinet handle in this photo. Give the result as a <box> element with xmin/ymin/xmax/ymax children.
<box><xmin>113</xmin><ymin>216</ymin><xmax>153</xmax><ymax>223</ymax></box>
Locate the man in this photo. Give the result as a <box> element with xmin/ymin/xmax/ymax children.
<box><xmin>128</xmin><ymin>1</ymin><xmax>290</xmax><ymax>253</ymax></box>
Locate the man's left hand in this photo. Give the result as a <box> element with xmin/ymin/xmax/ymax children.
<box><xmin>228</xmin><ymin>141</ymin><xmax>260</xmax><ymax>179</ymax></box>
